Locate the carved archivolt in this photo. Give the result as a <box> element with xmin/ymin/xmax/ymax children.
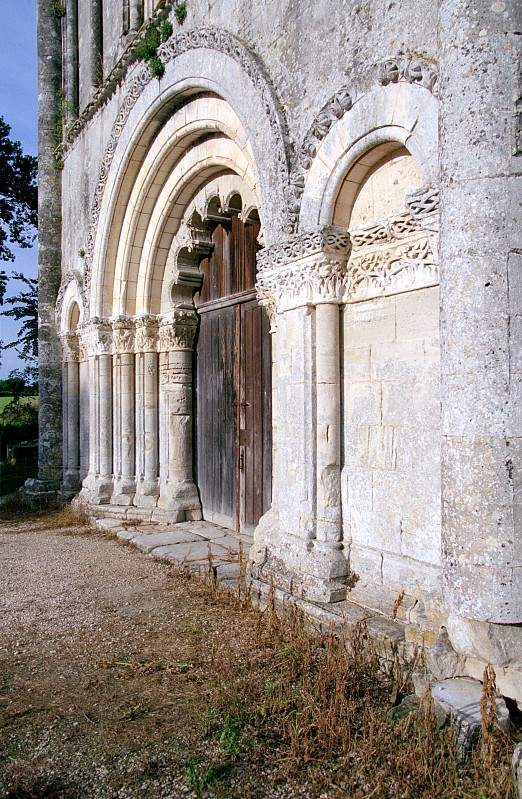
<box><xmin>79</xmin><ymin>27</ymin><xmax>291</xmax><ymax>310</ymax></box>
<box><xmin>288</xmin><ymin>55</ymin><xmax>438</xmax><ymax>230</ymax></box>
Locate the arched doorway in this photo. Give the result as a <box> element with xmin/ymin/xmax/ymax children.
<box><xmin>194</xmin><ymin>208</ymin><xmax>272</xmax><ymax>533</ymax></box>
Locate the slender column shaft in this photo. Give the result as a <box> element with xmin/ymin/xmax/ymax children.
<box><xmin>90</xmin><ymin>0</ymin><xmax>102</xmax><ymax>89</ymax></box>
<box><xmin>97</xmin><ymin>354</ymin><xmax>113</xmax><ymax>480</ymax></box>
<box><xmin>112</xmin><ymin>320</ymin><xmax>136</xmax><ymax>505</ymax></box>
<box><xmin>61</xmin><ymin>333</ymin><xmax>80</xmax><ymax>496</ymax></box>
<box><xmin>439</xmin><ymin>0</ymin><xmax>522</xmax><ymax>622</ymax></box>
<box><xmin>314</xmin><ymin>303</ymin><xmax>342</xmax><ymax>549</ymax></box>
<box><xmin>130</xmin><ymin>0</ymin><xmax>143</xmax><ymax>30</ymax></box>
<box><xmin>80</xmin><ymin>320</ymin><xmax>113</xmax><ymax>504</ymax></box>
<box><xmin>134</xmin><ymin>317</ymin><xmax>159</xmax><ymax>507</ymax></box>
<box><xmin>65</xmin><ymin>0</ymin><xmax>79</xmax><ymax>117</ymax></box>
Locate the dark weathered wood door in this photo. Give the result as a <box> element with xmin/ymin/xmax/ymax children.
<box><xmin>195</xmin><ymin>216</ymin><xmax>271</xmax><ymax>533</ymax></box>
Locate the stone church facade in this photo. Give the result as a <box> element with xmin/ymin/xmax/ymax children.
<box><xmin>34</xmin><ymin>0</ymin><xmax>522</xmax><ymax>703</ymax></box>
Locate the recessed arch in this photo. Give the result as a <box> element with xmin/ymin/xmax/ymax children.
<box><xmin>298</xmin><ymin>82</ymin><xmax>438</xmax><ymax>230</ymax></box>
<box><xmin>87</xmin><ymin>31</ymin><xmax>292</xmax><ymax>320</ymax></box>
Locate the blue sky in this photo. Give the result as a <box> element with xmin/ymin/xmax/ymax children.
<box><xmin>0</xmin><ymin>1</ymin><xmax>37</xmax><ymax>377</ymax></box>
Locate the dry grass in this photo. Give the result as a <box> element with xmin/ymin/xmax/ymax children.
<box><xmin>0</xmin><ymin>515</ymin><xmax>519</xmax><ymax>799</ymax></box>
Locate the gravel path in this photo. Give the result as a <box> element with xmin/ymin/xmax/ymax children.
<box><xmin>0</xmin><ymin>516</ymin><xmax>315</xmax><ymax>799</ymax></box>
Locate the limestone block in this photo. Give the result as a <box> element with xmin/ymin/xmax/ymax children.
<box><xmin>131</xmin><ymin>530</ymin><xmax>202</xmax><ymax>553</ymax></box>
<box><xmin>345</xmin><ymin>382</ymin><xmax>381</xmax><ymax>427</ymax></box>
<box><xmin>431</xmin><ymin>677</ymin><xmax>509</xmax><ymax>753</ymax></box>
<box><xmin>426</xmin><ymin>628</ymin><xmax>466</xmax><ymax>681</ymax></box>
<box><xmin>446</xmin><ymin>614</ymin><xmax>522</xmax><ymax>668</ymax></box>
<box><xmin>382</xmin><ymin>551</ymin><xmax>441</xmax><ymax>598</ymax></box>
<box><xmin>151</xmin><ymin>539</ymin><xmax>229</xmax><ymax>563</ymax></box>
<box><xmin>395</xmin><ymin>286</ymin><xmax>439</xmax><ymax>341</ymax></box>
<box><xmin>343</xmin><ymin>298</ymin><xmax>396</xmax><ymax>346</ymax></box>
<box><xmin>370</xmin><ymin>339</ymin><xmax>425</xmax><ymax>382</ymax></box>
<box><xmin>343</xmin><ymin>346</ymin><xmax>371</xmax><ymax>382</ymax></box>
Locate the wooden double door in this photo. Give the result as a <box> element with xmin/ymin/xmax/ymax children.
<box><xmin>195</xmin><ymin>216</ymin><xmax>272</xmax><ymax>533</ymax></box>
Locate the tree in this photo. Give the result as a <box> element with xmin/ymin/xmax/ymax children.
<box><xmin>0</xmin><ymin>116</ymin><xmax>38</xmax><ymax>365</ymax></box>
<box><xmin>0</xmin><ymin>116</ymin><xmax>37</xmax><ymax>271</ymax></box>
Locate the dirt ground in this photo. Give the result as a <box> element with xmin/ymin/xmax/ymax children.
<box><xmin>0</xmin><ymin>515</ymin><xmax>313</xmax><ymax>799</ymax></box>
<box><xmin>0</xmin><ymin>513</ymin><xmax>519</xmax><ymax>799</ymax></box>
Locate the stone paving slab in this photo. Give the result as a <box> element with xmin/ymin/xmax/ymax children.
<box><xmin>151</xmin><ymin>539</ymin><xmax>230</xmax><ymax>563</ymax></box>
<box><xmin>131</xmin><ymin>530</ymin><xmax>202</xmax><ymax>553</ymax></box>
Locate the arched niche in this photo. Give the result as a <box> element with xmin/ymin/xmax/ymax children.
<box><xmin>298</xmin><ymin>82</ymin><xmax>438</xmax><ymax>230</ymax></box>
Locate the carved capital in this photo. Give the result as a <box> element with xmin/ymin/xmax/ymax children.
<box><xmin>158</xmin><ymin>309</ymin><xmax>198</xmax><ymax>352</ymax></box>
<box><xmin>83</xmin><ymin>318</ymin><xmax>113</xmax><ymax>357</ymax></box>
<box><xmin>134</xmin><ymin>315</ymin><xmax>159</xmax><ymax>353</ymax></box>
<box><xmin>112</xmin><ymin>316</ymin><xmax>135</xmax><ymax>354</ymax></box>
<box><xmin>255</xmin><ymin>227</ymin><xmax>351</xmax><ymax>327</ymax></box>
<box><xmin>61</xmin><ymin>332</ymin><xmax>80</xmax><ymax>362</ymax></box>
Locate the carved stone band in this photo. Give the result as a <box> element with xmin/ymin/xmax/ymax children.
<box><xmin>255</xmin><ymin>226</ymin><xmax>352</xmax><ymax>327</ymax></box>
<box><xmin>74</xmin><ymin>312</ymin><xmax>199</xmax><ymax>356</ymax></box>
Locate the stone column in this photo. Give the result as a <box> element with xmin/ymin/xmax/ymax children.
<box><xmin>111</xmin><ymin>317</ymin><xmax>136</xmax><ymax>505</ymax></box>
<box><xmin>60</xmin><ymin>332</ymin><xmax>80</xmax><ymax>498</ymax></box>
<box><xmin>439</xmin><ymin>0</ymin><xmax>522</xmax><ymax>623</ymax></box>
<box><xmin>252</xmin><ymin>226</ymin><xmax>351</xmax><ymax>602</ymax></box>
<box><xmin>26</xmin><ymin>0</ymin><xmax>63</xmax><ymax>502</ymax></box>
<box><xmin>134</xmin><ymin>316</ymin><xmax>159</xmax><ymax>507</ymax></box>
<box><xmin>65</xmin><ymin>0</ymin><xmax>79</xmax><ymax>118</ymax></box>
<box><xmin>90</xmin><ymin>0</ymin><xmax>102</xmax><ymax>89</ymax></box>
<box><xmin>130</xmin><ymin>0</ymin><xmax>143</xmax><ymax>30</ymax></box>
<box><xmin>157</xmin><ymin>309</ymin><xmax>202</xmax><ymax>521</ymax></box>
<box><xmin>80</xmin><ymin>319</ymin><xmax>113</xmax><ymax>504</ymax></box>
<box><xmin>314</xmin><ymin>302</ymin><xmax>344</xmax><ymax>572</ymax></box>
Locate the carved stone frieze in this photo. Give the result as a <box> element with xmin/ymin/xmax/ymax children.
<box><xmin>256</xmin><ymin>226</ymin><xmax>351</xmax><ymax>327</ymax></box>
<box><xmin>158</xmin><ymin>310</ymin><xmax>198</xmax><ymax>352</ymax></box>
<box><xmin>347</xmin><ymin>235</ymin><xmax>438</xmax><ymax>302</ymax></box>
<box><xmin>378</xmin><ymin>53</ymin><xmax>439</xmax><ymax>95</ymax></box>
<box><xmin>134</xmin><ymin>315</ymin><xmax>159</xmax><ymax>352</ymax></box>
<box><xmin>346</xmin><ymin>188</ymin><xmax>439</xmax><ymax>302</ymax></box>
<box><xmin>112</xmin><ymin>316</ymin><xmax>136</xmax><ymax>354</ymax></box>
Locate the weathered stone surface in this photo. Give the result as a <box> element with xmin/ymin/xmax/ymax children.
<box><xmin>426</xmin><ymin>628</ymin><xmax>466</xmax><ymax>682</ymax></box>
<box><xmin>431</xmin><ymin>677</ymin><xmax>510</xmax><ymax>753</ymax></box>
<box><xmin>513</xmin><ymin>743</ymin><xmax>522</xmax><ymax>799</ymax></box>
<box><xmin>131</xmin><ymin>531</ymin><xmax>201</xmax><ymax>553</ymax></box>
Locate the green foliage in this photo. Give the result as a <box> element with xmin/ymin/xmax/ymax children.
<box><xmin>159</xmin><ymin>20</ymin><xmax>173</xmax><ymax>41</ymax></box>
<box><xmin>0</xmin><ymin>116</ymin><xmax>37</xmax><ymax>264</ymax></box>
<box><xmin>0</xmin><ymin>271</ymin><xmax>38</xmax><ymax>362</ymax></box>
<box><xmin>149</xmin><ymin>56</ymin><xmax>165</xmax><ymax>78</ymax></box>
<box><xmin>184</xmin><ymin>759</ymin><xmax>230</xmax><ymax>797</ymax></box>
<box><xmin>174</xmin><ymin>2</ymin><xmax>187</xmax><ymax>24</ymax></box>
<box><xmin>50</xmin><ymin>1</ymin><xmax>66</xmax><ymax>17</ymax></box>
<box><xmin>136</xmin><ymin>24</ymin><xmax>165</xmax><ymax>79</ymax></box>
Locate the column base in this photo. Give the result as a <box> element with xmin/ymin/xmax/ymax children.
<box><xmin>250</xmin><ymin>509</ymin><xmax>352</xmax><ymax>604</ymax></box>
<box><xmin>59</xmin><ymin>469</ymin><xmax>81</xmax><ymax>502</ymax></box>
<box><xmin>157</xmin><ymin>480</ymin><xmax>202</xmax><ymax>520</ymax></box>
<box><xmin>22</xmin><ymin>477</ymin><xmax>60</xmax><ymax>508</ymax></box>
<box><xmin>111</xmin><ymin>477</ymin><xmax>136</xmax><ymax>506</ymax></box>
<box><xmin>133</xmin><ymin>479</ymin><xmax>160</xmax><ymax>508</ymax></box>
<box><xmin>79</xmin><ymin>474</ymin><xmax>113</xmax><ymax>505</ymax></box>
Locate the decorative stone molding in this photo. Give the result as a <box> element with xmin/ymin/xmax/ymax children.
<box><xmin>288</xmin><ymin>56</ymin><xmax>438</xmax><ymax>228</ymax></box>
<box><xmin>158</xmin><ymin>310</ymin><xmax>198</xmax><ymax>352</ymax></box>
<box><xmin>61</xmin><ymin>332</ymin><xmax>80</xmax><ymax>362</ymax></box>
<box><xmin>82</xmin><ymin>318</ymin><xmax>113</xmax><ymax>357</ymax></box>
<box><xmin>170</xmin><ymin>221</ymin><xmax>213</xmax><ymax>288</ymax></box>
<box><xmin>134</xmin><ymin>315</ymin><xmax>159</xmax><ymax>352</ymax></box>
<box><xmin>256</xmin><ymin>227</ymin><xmax>351</xmax><ymax>327</ymax></box>
<box><xmin>378</xmin><ymin>53</ymin><xmax>439</xmax><ymax>96</ymax></box>
<box><xmin>346</xmin><ymin>187</ymin><xmax>439</xmax><ymax>303</ymax></box>
<box><xmin>79</xmin><ymin>26</ymin><xmax>291</xmax><ymax>308</ymax></box>
<box><xmin>111</xmin><ymin>316</ymin><xmax>136</xmax><ymax>353</ymax></box>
